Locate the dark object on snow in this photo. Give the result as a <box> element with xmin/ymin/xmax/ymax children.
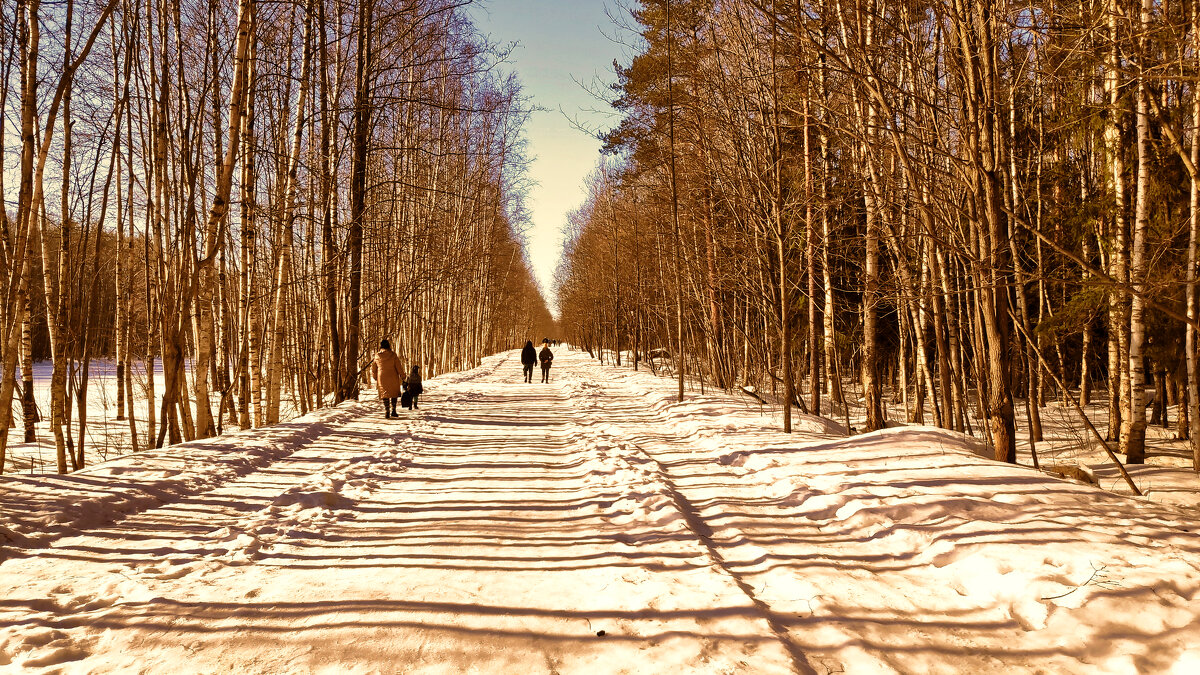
<box><xmin>596</xmin><ymin>630</ymin><xmax>606</xmax><ymax>637</ymax></box>
<box><xmin>521</xmin><ymin>340</ymin><xmax>537</xmax><ymax>383</ymax></box>
<box><xmin>539</xmin><ymin>345</ymin><xmax>554</xmax><ymax>383</ymax></box>
<box><xmin>521</xmin><ymin>341</ymin><xmax>537</xmax><ymax>364</ymax></box>
<box><xmin>402</xmin><ymin>366</ymin><xmax>423</xmax><ymax>409</ymax></box>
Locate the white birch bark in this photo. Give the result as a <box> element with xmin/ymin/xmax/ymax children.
<box><xmin>1122</xmin><ymin>0</ymin><xmax>1150</xmax><ymax>464</ymax></box>
<box><xmin>265</xmin><ymin>0</ymin><xmax>315</xmax><ymax>425</ymax></box>
<box><xmin>1188</xmin><ymin>1</ymin><xmax>1200</xmax><ymax>470</ymax></box>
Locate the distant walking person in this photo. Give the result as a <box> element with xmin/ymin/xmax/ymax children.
<box><xmin>539</xmin><ymin>341</ymin><xmax>554</xmax><ymax>383</ymax></box>
<box><xmin>371</xmin><ymin>339</ymin><xmax>403</xmax><ymax>418</ymax></box>
<box><xmin>402</xmin><ymin>365</ymin><xmax>423</xmax><ymax>410</ymax></box>
<box><xmin>520</xmin><ymin>340</ymin><xmax>537</xmax><ymax>383</ymax></box>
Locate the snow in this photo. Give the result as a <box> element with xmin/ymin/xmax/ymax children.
<box><xmin>1</xmin><ymin>347</ymin><xmax>1199</xmax><ymax>673</ymax></box>
<box><xmin>3</xmin><ymin>359</ymin><xmax>306</xmax><ymax>474</ymax></box>
<box><xmin>624</xmin><ymin>348</ymin><xmax>1200</xmax><ymax>508</ymax></box>
<box><xmin>1012</xmin><ymin>401</ymin><xmax>1200</xmax><ymax>508</ymax></box>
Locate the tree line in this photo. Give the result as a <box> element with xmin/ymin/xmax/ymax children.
<box><xmin>555</xmin><ymin>0</ymin><xmax>1199</xmax><ymax>471</ymax></box>
<box><xmin>0</xmin><ymin>0</ymin><xmax>554</xmax><ymax>474</ymax></box>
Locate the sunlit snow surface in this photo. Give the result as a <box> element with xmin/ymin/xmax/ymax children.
<box><xmin>1</xmin><ymin>348</ymin><xmax>1199</xmax><ymax>673</ymax></box>
<box><xmin>3</xmin><ymin>359</ymin><xmax>306</xmax><ymax>473</ymax></box>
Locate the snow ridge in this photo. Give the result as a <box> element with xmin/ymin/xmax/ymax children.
<box><xmin>560</xmin><ymin>355</ymin><xmax>1200</xmax><ymax>673</ymax></box>
<box><xmin>2</xmin><ymin>348</ymin><xmax>1200</xmax><ymax>673</ymax></box>
<box><xmin>0</xmin><ymin>405</ymin><xmax>362</xmax><ymax>555</ymax></box>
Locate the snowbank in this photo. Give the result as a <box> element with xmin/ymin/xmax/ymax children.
<box><xmin>0</xmin><ymin>403</ymin><xmax>362</xmax><ymax>554</ymax></box>
<box><xmin>1</xmin><ymin>348</ymin><xmax>1198</xmax><ymax>673</ymax></box>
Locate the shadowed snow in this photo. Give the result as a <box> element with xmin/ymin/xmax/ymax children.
<box><xmin>1</xmin><ymin>348</ymin><xmax>1199</xmax><ymax>673</ymax></box>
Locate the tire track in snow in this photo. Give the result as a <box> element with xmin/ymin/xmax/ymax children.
<box><xmin>567</xmin><ymin>368</ymin><xmax>843</xmax><ymax>673</ymax></box>
<box><xmin>0</xmin><ymin>405</ymin><xmax>364</xmax><ymax>555</ymax></box>
<box><xmin>0</xmin><ymin>350</ymin><xmax>800</xmax><ymax>673</ymax></box>
<box><xmin>566</xmin><ymin>355</ymin><xmax>1200</xmax><ymax>674</ymax></box>
<box><xmin>559</xmin><ymin>375</ymin><xmax>817</xmax><ymax>674</ymax></box>
<box><xmin>610</xmin><ymin>436</ymin><xmax>815</xmax><ymax>675</ymax></box>
<box><xmin>0</xmin><ymin>405</ymin><xmax>440</xmax><ymax>668</ymax></box>
<box><xmin>138</xmin><ymin>414</ymin><xmax>438</xmax><ymax>581</ymax></box>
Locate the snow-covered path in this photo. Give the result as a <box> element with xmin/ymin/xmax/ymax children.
<box><xmin>3</xmin><ymin>349</ymin><xmax>1200</xmax><ymax>673</ymax></box>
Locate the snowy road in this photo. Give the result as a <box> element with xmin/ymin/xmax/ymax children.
<box><xmin>3</xmin><ymin>349</ymin><xmax>1200</xmax><ymax>673</ymax></box>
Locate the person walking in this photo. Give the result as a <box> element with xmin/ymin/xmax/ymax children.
<box><xmin>539</xmin><ymin>340</ymin><xmax>554</xmax><ymax>383</ymax></box>
<box><xmin>403</xmin><ymin>365</ymin><xmax>423</xmax><ymax>410</ymax></box>
<box><xmin>520</xmin><ymin>340</ymin><xmax>537</xmax><ymax>383</ymax></box>
<box><xmin>370</xmin><ymin>339</ymin><xmax>403</xmax><ymax>418</ymax></box>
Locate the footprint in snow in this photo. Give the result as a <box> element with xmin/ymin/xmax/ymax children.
<box><xmin>143</xmin><ymin>562</ymin><xmax>206</xmax><ymax>580</ymax></box>
<box><xmin>8</xmin><ymin>628</ymin><xmax>95</xmax><ymax>669</ymax></box>
<box><xmin>55</xmin><ymin>591</ymin><xmax>117</xmax><ymax>613</ymax></box>
<box><xmin>1009</xmin><ymin>596</ymin><xmax>1051</xmax><ymax>631</ymax></box>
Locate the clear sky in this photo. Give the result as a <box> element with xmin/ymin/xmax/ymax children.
<box><xmin>469</xmin><ymin>0</ymin><xmax>627</xmax><ymax>314</ymax></box>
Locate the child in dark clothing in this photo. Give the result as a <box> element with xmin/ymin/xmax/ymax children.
<box><xmin>403</xmin><ymin>366</ymin><xmax>423</xmax><ymax>409</ymax></box>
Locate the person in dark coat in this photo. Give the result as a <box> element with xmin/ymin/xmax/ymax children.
<box><xmin>403</xmin><ymin>366</ymin><xmax>423</xmax><ymax>409</ymax></box>
<box><xmin>370</xmin><ymin>339</ymin><xmax>403</xmax><ymax>418</ymax></box>
<box><xmin>520</xmin><ymin>340</ymin><xmax>537</xmax><ymax>383</ymax></box>
<box><xmin>539</xmin><ymin>341</ymin><xmax>554</xmax><ymax>383</ymax></box>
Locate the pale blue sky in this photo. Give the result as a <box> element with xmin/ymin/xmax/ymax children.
<box><xmin>470</xmin><ymin>0</ymin><xmax>627</xmax><ymax>312</ymax></box>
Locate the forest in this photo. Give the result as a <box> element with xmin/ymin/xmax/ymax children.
<box><xmin>3</xmin><ymin>0</ymin><xmax>1198</xmax><ymax>480</ymax></box>
<box><xmin>0</xmin><ymin>0</ymin><xmax>555</xmax><ymax>474</ymax></box>
<box><xmin>554</xmin><ymin>0</ymin><xmax>1200</xmax><ymax>471</ymax></box>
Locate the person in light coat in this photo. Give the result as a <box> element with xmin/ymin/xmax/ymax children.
<box><xmin>371</xmin><ymin>339</ymin><xmax>403</xmax><ymax>418</ymax></box>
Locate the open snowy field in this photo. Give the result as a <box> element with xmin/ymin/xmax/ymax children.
<box><xmin>625</xmin><ymin>349</ymin><xmax>1200</xmax><ymax>508</ymax></box>
<box><xmin>3</xmin><ymin>360</ymin><xmax>165</xmax><ymax>473</ymax></box>
<box><xmin>2</xmin><ymin>347</ymin><xmax>1199</xmax><ymax>673</ymax></box>
<box><xmin>3</xmin><ymin>360</ymin><xmax>305</xmax><ymax>474</ymax></box>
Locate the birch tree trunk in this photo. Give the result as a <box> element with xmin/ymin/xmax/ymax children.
<box><xmin>343</xmin><ymin>0</ymin><xmax>372</xmax><ymax>401</ymax></box>
<box><xmin>858</xmin><ymin>2</ymin><xmax>884</xmax><ymax>432</ymax></box>
<box><xmin>1121</xmin><ymin>0</ymin><xmax>1151</xmax><ymax>464</ymax></box>
<box><xmin>318</xmin><ymin>0</ymin><xmax>341</xmax><ymax>404</ymax></box>
<box><xmin>266</xmin><ymin>0</ymin><xmax>315</xmax><ymax>425</ymax></box>
<box><xmin>54</xmin><ymin>5</ymin><xmax>75</xmax><ymax>469</ymax></box>
<box><xmin>1105</xmin><ymin>0</ymin><xmax>1128</xmax><ymax>443</ymax></box>
<box><xmin>243</xmin><ymin>19</ymin><xmax>263</xmax><ymax>428</ymax></box>
<box><xmin>955</xmin><ymin>0</ymin><xmax>1015</xmax><ymax>462</ymax></box>
<box><xmin>192</xmin><ymin>0</ymin><xmax>254</xmax><ymax>440</ymax></box>
<box><xmin>770</xmin><ymin>1</ymin><xmax>794</xmax><ymax>432</ymax></box>
<box><xmin>666</xmin><ymin>0</ymin><xmax>685</xmax><ymax>404</ymax></box>
<box><xmin>1189</xmin><ymin>0</ymin><xmax>1200</xmax><ymax>469</ymax></box>
<box><xmin>20</xmin><ymin>281</ymin><xmax>36</xmax><ymax>442</ymax></box>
